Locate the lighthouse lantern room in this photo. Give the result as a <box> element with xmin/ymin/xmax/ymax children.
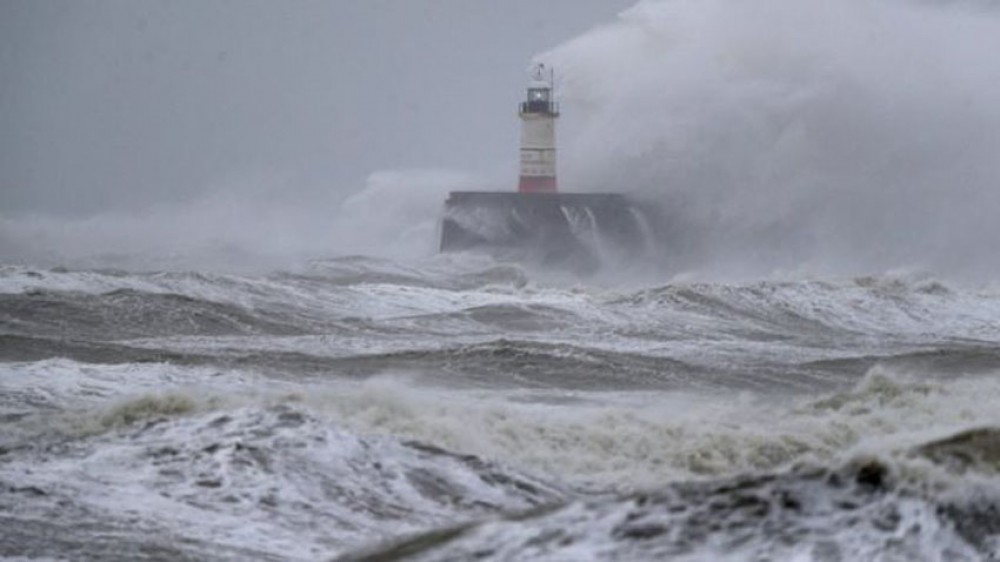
<box><xmin>518</xmin><ymin>63</ymin><xmax>559</xmax><ymax>193</ymax></box>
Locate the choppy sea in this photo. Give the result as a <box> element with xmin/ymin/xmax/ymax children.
<box><xmin>3</xmin><ymin>255</ymin><xmax>1000</xmax><ymax>561</ymax></box>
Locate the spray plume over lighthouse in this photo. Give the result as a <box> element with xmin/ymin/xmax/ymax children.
<box><xmin>440</xmin><ymin>64</ymin><xmax>649</xmax><ymax>270</ymax></box>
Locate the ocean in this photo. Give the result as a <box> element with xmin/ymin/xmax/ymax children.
<box><xmin>6</xmin><ymin>0</ymin><xmax>1000</xmax><ymax>558</ymax></box>
<box><xmin>3</xmin><ymin>255</ymin><xmax>1000</xmax><ymax>561</ymax></box>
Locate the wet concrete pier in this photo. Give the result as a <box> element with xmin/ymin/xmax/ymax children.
<box><xmin>440</xmin><ymin>191</ymin><xmax>650</xmax><ymax>271</ymax></box>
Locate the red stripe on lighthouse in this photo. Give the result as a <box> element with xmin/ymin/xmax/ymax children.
<box><xmin>518</xmin><ymin>176</ymin><xmax>557</xmax><ymax>193</ymax></box>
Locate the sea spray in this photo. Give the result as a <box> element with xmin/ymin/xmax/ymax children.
<box><xmin>542</xmin><ymin>0</ymin><xmax>1000</xmax><ymax>280</ymax></box>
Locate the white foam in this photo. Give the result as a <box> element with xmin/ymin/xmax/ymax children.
<box><xmin>1</xmin><ymin>403</ymin><xmax>555</xmax><ymax>560</ymax></box>
<box><xmin>6</xmin><ymin>356</ymin><xmax>1000</xmax><ymax>558</ymax></box>
<box><xmin>273</xmin><ymin>366</ymin><xmax>1000</xmax><ymax>493</ymax></box>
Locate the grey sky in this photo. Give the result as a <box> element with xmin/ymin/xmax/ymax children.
<box><xmin>8</xmin><ymin>0</ymin><xmax>1000</xmax><ymax>279</ymax></box>
<box><xmin>1</xmin><ymin>0</ymin><xmax>633</xmax><ymax>217</ymax></box>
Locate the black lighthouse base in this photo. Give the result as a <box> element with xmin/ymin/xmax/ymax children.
<box><xmin>439</xmin><ymin>191</ymin><xmax>650</xmax><ymax>271</ymax></box>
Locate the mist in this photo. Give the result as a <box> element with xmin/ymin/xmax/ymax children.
<box><xmin>544</xmin><ymin>0</ymin><xmax>1000</xmax><ymax>280</ymax></box>
<box><xmin>4</xmin><ymin>0</ymin><xmax>1000</xmax><ymax>281</ymax></box>
<box><xmin>0</xmin><ymin>169</ymin><xmax>480</xmax><ymax>271</ymax></box>
<box><xmin>0</xmin><ymin>0</ymin><xmax>630</xmax><ymax>270</ymax></box>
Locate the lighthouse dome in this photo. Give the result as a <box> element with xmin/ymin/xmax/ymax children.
<box><xmin>528</xmin><ymin>62</ymin><xmax>552</xmax><ymax>89</ymax></box>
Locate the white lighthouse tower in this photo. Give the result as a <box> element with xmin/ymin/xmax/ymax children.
<box><xmin>440</xmin><ymin>62</ymin><xmax>645</xmax><ymax>263</ymax></box>
<box><xmin>518</xmin><ymin>63</ymin><xmax>559</xmax><ymax>193</ymax></box>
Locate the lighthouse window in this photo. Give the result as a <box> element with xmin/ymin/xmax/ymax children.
<box><xmin>529</xmin><ymin>89</ymin><xmax>549</xmax><ymax>102</ymax></box>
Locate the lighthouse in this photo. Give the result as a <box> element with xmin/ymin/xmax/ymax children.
<box><xmin>518</xmin><ymin>64</ymin><xmax>559</xmax><ymax>193</ymax></box>
<box><xmin>439</xmin><ymin>63</ymin><xmax>650</xmax><ymax>269</ymax></box>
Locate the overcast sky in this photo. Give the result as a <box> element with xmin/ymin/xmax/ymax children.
<box><xmin>7</xmin><ymin>0</ymin><xmax>1000</xmax><ymax>279</ymax></box>
<box><xmin>1</xmin><ymin>0</ymin><xmax>633</xmax><ymax>217</ymax></box>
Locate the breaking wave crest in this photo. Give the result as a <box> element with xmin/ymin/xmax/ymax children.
<box><xmin>1</xmin><ymin>402</ymin><xmax>562</xmax><ymax>559</ymax></box>
<box><xmin>4</xmin><ymin>255</ymin><xmax>1000</xmax><ymax>559</ymax></box>
<box><xmin>342</xmin><ymin>444</ymin><xmax>1000</xmax><ymax>562</ymax></box>
<box><xmin>4</xmin><ymin>355</ymin><xmax>1000</xmax><ymax>559</ymax></box>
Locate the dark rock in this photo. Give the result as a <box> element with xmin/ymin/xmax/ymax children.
<box><xmin>855</xmin><ymin>461</ymin><xmax>887</xmax><ymax>490</ymax></box>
